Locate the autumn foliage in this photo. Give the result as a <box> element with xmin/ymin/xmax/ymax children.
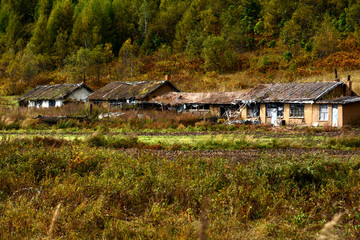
<box><xmin>0</xmin><ymin>1</ymin><xmax>360</xmax><ymax>94</ymax></box>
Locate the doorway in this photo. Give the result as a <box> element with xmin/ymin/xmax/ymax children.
<box><xmin>332</xmin><ymin>105</ymin><xmax>338</xmax><ymax>127</ymax></box>
<box><xmin>271</xmin><ymin>108</ymin><xmax>278</xmax><ymax>126</ymax></box>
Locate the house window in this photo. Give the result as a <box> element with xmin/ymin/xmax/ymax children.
<box><xmin>290</xmin><ymin>103</ymin><xmax>304</xmax><ymax>117</ymax></box>
<box><xmin>247</xmin><ymin>103</ymin><xmax>260</xmax><ymax>117</ymax></box>
<box><xmin>35</xmin><ymin>100</ymin><xmax>42</xmax><ymax>107</ymax></box>
<box><xmin>319</xmin><ymin>105</ymin><xmax>328</xmax><ymax>121</ymax></box>
<box><xmin>49</xmin><ymin>100</ymin><xmax>55</xmax><ymax>107</ymax></box>
<box><xmin>266</xmin><ymin>103</ymin><xmax>284</xmax><ymax>118</ymax></box>
<box><xmin>110</xmin><ymin>100</ymin><xmax>123</xmax><ymax>107</ymax></box>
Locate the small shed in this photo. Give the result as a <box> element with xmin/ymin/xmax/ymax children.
<box><xmin>18</xmin><ymin>83</ymin><xmax>93</xmax><ymax>108</ymax></box>
<box><xmin>87</xmin><ymin>80</ymin><xmax>179</xmax><ymax>108</ymax></box>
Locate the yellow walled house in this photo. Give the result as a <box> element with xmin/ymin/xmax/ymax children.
<box><xmin>237</xmin><ymin>79</ymin><xmax>360</xmax><ymax>127</ymax></box>
<box><xmin>148</xmin><ymin>78</ymin><xmax>360</xmax><ymax>127</ymax></box>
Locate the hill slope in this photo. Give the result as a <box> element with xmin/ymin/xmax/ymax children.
<box><xmin>1</xmin><ymin>0</ymin><xmax>360</xmax><ymax>94</ymax></box>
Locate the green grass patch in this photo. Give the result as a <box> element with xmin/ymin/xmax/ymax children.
<box><xmin>0</xmin><ymin>131</ymin><xmax>349</xmax><ymax>151</ymax></box>
<box><xmin>0</xmin><ymin>95</ymin><xmax>19</xmax><ymax>107</ymax></box>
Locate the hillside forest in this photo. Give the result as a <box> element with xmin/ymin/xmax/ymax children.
<box><xmin>1</xmin><ymin>0</ymin><xmax>360</xmax><ymax>94</ymax></box>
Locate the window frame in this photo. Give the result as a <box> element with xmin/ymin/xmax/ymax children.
<box><xmin>247</xmin><ymin>103</ymin><xmax>260</xmax><ymax>118</ymax></box>
<box><xmin>93</xmin><ymin>100</ymin><xmax>103</xmax><ymax>104</ymax></box>
<box><xmin>266</xmin><ymin>103</ymin><xmax>284</xmax><ymax>118</ymax></box>
<box><xmin>49</xmin><ymin>100</ymin><xmax>55</xmax><ymax>107</ymax></box>
<box><xmin>110</xmin><ymin>100</ymin><xmax>123</xmax><ymax>107</ymax></box>
<box><xmin>35</xmin><ymin>100</ymin><xmax>42</xmax><ymax>107</ymax></box>
<box><xmin>290</xmin><ymin>103</ymin><xmax>305</xmax><ymax>118</ymax></box>
<box><xmin>319</xmin><ymin>104</ymin><xmax>329</xmax><ymax>121</ymax></box>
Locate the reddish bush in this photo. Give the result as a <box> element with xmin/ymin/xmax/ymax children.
<box><xmin>315</xmin><ymin>51</ymin><xmax>360</xmax><ymax>71</ymax></box>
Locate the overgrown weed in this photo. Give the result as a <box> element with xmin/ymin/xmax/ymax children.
<box><xmin>1</xmin><ymin>138</ymin><xmax>360</xmax><ymax>238</ymax></box>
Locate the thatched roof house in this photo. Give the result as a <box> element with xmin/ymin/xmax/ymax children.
<box><xmin>19</xmin><ymin>83</ymin><xmax>93</xmax><ymax>108</ymax></box>
<box><xmin>152</xmin><ymin>92</ymin><xmax>246</xmax><ymax>105</ymax></box>
<box><xmin>87</xmin><ymin>80</ymin><xmax>179</xmax><ymax>107</ymax></box>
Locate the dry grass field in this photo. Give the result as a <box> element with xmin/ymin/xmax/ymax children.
<box><xmin>1</xmin><ymin>132</ymin><xmax>360</xmax><ymax>239</ymax></box>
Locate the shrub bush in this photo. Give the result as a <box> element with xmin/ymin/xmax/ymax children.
<box><xmin>268</xmin><ymin>40</ymin><xmax>276</xmax><ymax>48</ymax></box>
<box><xmin>87</xmin><ymin>134</ymin><xmax>108</xmax><ymax>147</ymax></box>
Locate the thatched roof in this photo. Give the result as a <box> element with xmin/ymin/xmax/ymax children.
<box><xmin>151</xmin><ymin>91</ymin><xmax>246</xmax><ymax>105</ymax></box>
<box><xmin>241</xmin><ymin>81</ymin><xmax>352</xmax><ymax>102</ymax></box>
<box><xmin>151</xmin><ymin>82</ymin><xmax>356</xmax><ymax>106</ymax></box>
<box><xmin>19</xmin><ymin>83</ymin><xmax>92</xmax><ymax>101</ymax></box>
<box><xmin>87</xmin><ymin>81</ymin><xmax>179</xmax><ymax>101</ymax></box>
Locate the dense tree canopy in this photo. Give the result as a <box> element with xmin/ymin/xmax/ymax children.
<box><xmin>0</xmin><ymin>0</ymin><xmax>359</xmax><ymax>94</ymax></box>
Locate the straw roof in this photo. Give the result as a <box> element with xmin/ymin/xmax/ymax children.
<box><xmin>151</xmin><ymin>82</ymin><xmax>355</xmax><ymax>106</ymax></box>
<box><xmin>151</xmin><ymin>91</ymin><xmax>247</xmax><ymax>105</ymax></box>
<box><xmin>87</xmin><ymin>81</ymin><xmax>179</xmax><ymax>101</ymax></box>
<box><xmin>19</xmin><ymin>83</ymin><xmax>92</xmax><ymax>101</ymax></box>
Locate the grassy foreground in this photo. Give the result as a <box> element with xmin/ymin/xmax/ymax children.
<box><xmin>1</xmin><ymin>137</ymin><xmax>360</xmax><ymax>239</ymax></box>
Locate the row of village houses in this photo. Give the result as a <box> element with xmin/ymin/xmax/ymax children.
<box><xmin>17</xmin><ymin>75</ymin><xmax>360</xmax><ymax>127</ymax></box>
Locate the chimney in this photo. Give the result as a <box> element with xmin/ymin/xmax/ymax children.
<box><xmin>334</xmin><ymin>69</ymin><xmax>340</xmax><ymax>82</ymax></box>
<box><xmin>165</xmin><ymin>74</ymin><xmax>170</xmax><ymax>81</ymax></box>
<box><xmin>346</xmin><ymin>75</ymin><xmax>352</xmax><ymax>96</ymax></box>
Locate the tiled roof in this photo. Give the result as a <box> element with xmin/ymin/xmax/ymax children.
<box><xmin>151</xmin><ymin>91</ymin><xmax>246</xmax><ymax>105</ymax></box>
<box><xmin>19</xmin><ymin>83</ymin><xmax>92</xmax><ymax>100</ymax></box>
<box><xmin>87</xmin><ymin>81</ymin><xmax>179</xmax><ymax>101</ymax></box>
<box><xmin>241</xmin><ymin>82</ymin><xmax>347</xmax><ymax>102</ymax></box>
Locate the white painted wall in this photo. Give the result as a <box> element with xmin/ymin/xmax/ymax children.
<box><xmin>55</xmin><ymin>100</ymin><xmax>63</xmax><ymax>107</ymax></box>
<box><xmin>29</xmin><ymin>100</ymin><xmax>63</xmax><ymax>108</ymax></box>
<box><xmin>30</xmin><ymin>100</ymin><xmax>43</xmax><ymax>108</ymax></box>
<box><xmin>69</xmin><ymin>87</ymin><xmax>92</xmax><ymax>102</ymax></box>
<box><xmin>42</xmin><ymin>101</ymin><xmax>49</xmax><ymax>108</ymax></box>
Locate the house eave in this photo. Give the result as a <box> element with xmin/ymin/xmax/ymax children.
<box><xmin>314</xmin><ymin>81</ymin><xmax>344</xmax><ymax>101</ymax></box>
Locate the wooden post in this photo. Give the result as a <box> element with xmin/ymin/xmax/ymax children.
<box><xmin>334</xmin><ymin>69</ymin><xmax>340</xmax><ymax>82</ymax></box>
<box><xmin>347</xmin><ymin>75</ymin><xmax>352</xmax><ymax>96</ymax></box>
